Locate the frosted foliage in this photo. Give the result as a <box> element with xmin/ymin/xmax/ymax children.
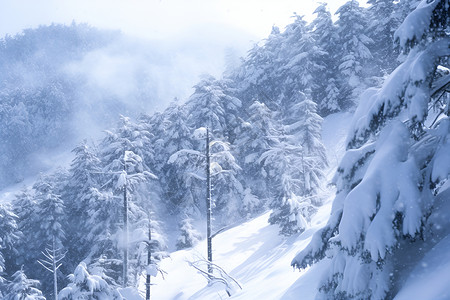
<box><xmin>339</xmin><ymin>122</ymin><xmax>422</xmax><ymax>258</ymax></box>
<box><xmin>4</xmin><ymin>269</ymin><xmax>45</xmax><ymax>300</ymax></box>
<box><xmin>242</xmin><ymin>188</ymin><xmax>260</xmax><ymax>216</ymax></box>
<box><xmin>116</xmin><ymin>170</ymin><xmax>127</xmax><ymax>190</ymax></box>
<box><xmin>293</xmin><ymin>1</ymin><xmax>449</xmax><ymax>298</ymax></box>
<box><xmin>348</xmin><ymin>38</ymin><xmax>450</xmax><ymax>147</ymax></box>
<box><xmin>394</xmin><ymin>0</ymin><xmax>443</xmax><ymax>50</ymax></box>
<box><xmin>431</xmin><ymin>119</ymin><xmax>450</xmax><ymax>181</ymax></box>
<box><xmin>176</xmin><ymin>217</ymin><xmax>202</xmax><ymax>250</ymax></box>
<box><xmin>59</xmin><ymin>263</ymin><xmax>123</xmax><ymax>300</ymax></box>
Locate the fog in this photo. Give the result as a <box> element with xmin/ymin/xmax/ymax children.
<box><xmin>0</xmin><ymin>0</ymin><xmax>349</xmax><ymax>188</ymax></box>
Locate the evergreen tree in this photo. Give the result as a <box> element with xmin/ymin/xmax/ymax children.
<box><xmin>292</xmin><ymin>1</ymin><xmax>449</xmax><ymax>298</ymax></box>
<box><xmin>335</xmin><ymin>0</ymin><xmax>373</xmax><ymax>106</ymax></box>
<box><xmin>235</xmin><ymin>101</ymin><xmax>278</xmax><ymax>205</ymax></box>
<box><xmin>185</xmin><ymin>76</ymin><xmax>242</xmax><ymax>142</ymax></box>
<box><xmin>65</xmin><ymin>140</ymin><xmax>102</xmax><ymax>270</ymax></box>
<box><xmin>4</xmin><ymin>269</ymin><xmax>45</xmax><ymax>300</ymax></box>
<box><xmin>260</xmin><ymin>138</ymin><xmax>308</xmax><ymax>235</ymax></box>
<box><xmin>59</xmin><ymin>263</ymin><xmax>123</xmax><ymax>300</ymax></box>
<box><xmin>12</xmin><ymin>188</ymin><xmax>37</xmax><ymax>269</ymax></box>
<box><xmin>209</xmin><ymin>139</ymin><xmax>245</xmax><ymax>224</ymax></box>
<box><xmin>366</xmin><ymin>0</ymin><xmax>401</xmax><ymax>74</ymax></box>
<box><xmin>235</xmin><ymin>26</ymin><xmax>283</xmax><ymax>108</ymax></box>
<box><xmin>310</xmin><ymin>3</ymin><xmax>342</xmax><ymax>114</ymax></box>
<box><xmin>277</xmin><ymin>15</ymin><xmax>326</xmax><ymax>110</ymax></box>
<box><xmin>176</xmin><ymin>216</ymin><xmax>202</xmax><ymax>250</ymax></box>
<box><xmin>33</xmin><ymin>175</ymin><xmax>67</xmax><ymax>298</ymax></box>
<box><xmin>285</xmin><ymin>94</ymin><xmax>328</xmax><ymax>197</ymax></box>
<box><xmin>0</xmin><ymin>204</ymin><xmax>19</xmax><ymax>287</ymax></box>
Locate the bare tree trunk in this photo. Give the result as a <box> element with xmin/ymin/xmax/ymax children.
<box><xmin>206</xmin><ymin>127</ymin><xmax>213</xmax><ymax>274</ymax></box>
<box><xmin>123</xmin><ymin>177</ymin><xmax>128</xmax><ymax>287</ymax></box>
<box><xmin>146</xmin><ymin>216</ymin><xmax>152</xmax><ymax>300</ymax></box>
<box><xmin>53</xmin><ymin>237</ymin><xmax>58</xmax><ymax>300</ymax></box>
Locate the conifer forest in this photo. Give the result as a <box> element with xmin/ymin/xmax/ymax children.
<box><xmin>0</xmin><ymin>0</ymin><xmax>448</xmax><ymax>299</ymax></box>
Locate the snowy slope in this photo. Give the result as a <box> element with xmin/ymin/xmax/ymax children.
<box><xmin>141</xmin><ymin>112</ymin><xmax>352</xmax><ymax>300</ymax></box>
<box><xmin>141</xmin><ymin>111</ymin><xmax>450</xmax><ymax>300</ymax></box>
<box><xmin>149</xmin><ymin>205</ymin><xmax>332</xmax><ymax>300</ymax></box>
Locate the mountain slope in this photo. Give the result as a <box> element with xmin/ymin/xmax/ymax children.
<box><xmin>145</xmin><ymin>112</ymin><xmax>351</xmax><ymax>299</ymax></box>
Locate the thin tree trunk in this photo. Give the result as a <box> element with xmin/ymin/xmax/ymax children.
<box><xmin>53</xmin><ymin>236</ymin><xmax>58</xmax><ymax>300</ymax></box>
<box><xmin>206</xmin><ymin>127</ymin><xmax>213</xmax><ymax>274</ymax></box>
<box><xmin>146</xmin><ymin>216</ymin><xmax>152</xmax><ymax>300</ymax></box>
<box><xmin>123</xmin><ymin>176</ymin><xmax>128</xmax><ymax>287</ymax></box>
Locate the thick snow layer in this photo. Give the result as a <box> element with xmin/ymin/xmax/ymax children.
<box><xmin>136</xmin><ymin>113</ymin><xmax>352</xmax><ymax>299</ymax></box>
<box><xmin>148</xmin><ymin>206</ymin><xmax>332</xmax><ymax>300</ymax></box>
<box><xmin>394</xmin><ymin>235</ymin><xmax>450</xmax><ymax>300</ymax></box>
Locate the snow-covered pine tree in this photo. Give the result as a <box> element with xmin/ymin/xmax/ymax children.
<box><xmin>277</xmin><ymin>15</ymin><xmax>326</xmax><ymax>111</ymax></box>
<box><xmin>259</xmin><ymin>136</ymin><xmax>308</xmax><ymax>236</ymax></box>
<box><xmin>285</xmin><ymin>93</ymin><xmax>328</xmax><ymax>198</ymax></box>
<box><xmin>12</xmin><ymin>188</ymin><xmax>37</xmax><ymax>270</ymax></box>
<box><xmin>59</xmin><ymin>262</ymin><xmax>123</xmax><ymax>300</ymax></box>
<box><xmin>234</xmin><ymin>101</ymin><xmax>278</xmax><ymax>206</ymax></box>
<box><xmin>0</xmin><ymin>204</ymin><xmax>19</xmax><ymax>291</ymax></box>
<box><xmin>366</xmin><ymin>0</ymin><xmax>401</xmax><ymax>74</ymax></box>
<box><xmin>158</xmin><ymin>101</ymin><xmax>195</xmax><ymax>215</ymax></box>
<box><xmin>234</xmin><ymin>26</ymin><xmax>283</xmax><ymax>108</ymax></box>
<box><xmin>335</xmin><ymin>0</ymin><xmax>374</xmax><ymax>106</ymax></box>
<box><xmin>209</xmin><ymin>139</ymin><xmax>245</xmax><ymax>224</ymax></box>
<box><xmin>80</xmin><ymin>188</ymin><xmax>123</xmax><ymax>284</ymax></box>
<box><xmin>185</xmin><ymin>76</ymin><xmax>242</xmax><ymax>142</ymax></box>
<box><xmin>176</xmin><ymin>216</ymin><xmax>202</xmax><ymax>250</ymax></box>
<box><xmin>310</xmin><ymin>3</ymin><xmax>342</xmax><ymax>114</ymax></box>
<box><xmin>64</xmin><ymin>140</ymin><xmax>102</xmax><ymax>270</ymax></box>
<box><xmin>33</xmin><ymin>175</ymin><xmax>67</xmax><ymax>298</ymax></box>
<box><xmin>292</xmin><ymin>1</ymin><xmax>449</xmax><ymax>298</ymax></box>
<box><xmin>3</xmin><ymin>268</ymin><xmax>45</xmax><ymax>300</ymax></box>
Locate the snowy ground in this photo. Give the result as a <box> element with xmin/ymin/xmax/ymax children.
<box><xmin>147</xmin><ymin>205</ymin><xmax>332</xmax><ymax>300</ymax></box>
<box><xmin>134</xmin><ymin>112</ymin><xmax>353</xmax><ymax>300</ymax></box>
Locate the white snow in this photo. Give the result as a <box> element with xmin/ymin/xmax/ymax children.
<box><xmin>130</xmin><ymin>112</ymin><xmax>351</xmax><ymax>299</ymax></box>
<box><xmin>394</xmin><ymin>235</ymin><xmax>450</xmax><ymax>300</ymax></box>
<box><xmin>148</xmin><ymin>206</ymin><xmax>332</xmax><ymax>300</ymax></box>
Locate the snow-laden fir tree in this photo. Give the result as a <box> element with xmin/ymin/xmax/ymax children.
<box><xmin>0</xmin><ymin>204</ymin><xmax>19</xmax><ymax>293</ymax></box>
<box><xmin>59</xmin><ymin>262</ymin><xmax>123</xmax><ymax>300</ymax></box>
<box><xmin>234</xmin><ymin>101</ymin><xmax>278</xmax><ymax>202</ymax></box>
<box><xmin>284</xmin><ymin>93</ymin><xmax>328</xmax><ymax>198</ymax></box>
<box><xmin>335</xmin><ymin>0</ymin><xmax>373</xmax><ymax>106</ymax></box>
<box><xmin>260</xmin><ymin>135</ymin><xmax>309</xmax><ymax>236</ymax></box>
<box><xmin>176</xmin><ymin>216</ymin><xmax>201</xmax><ymax>250</ymax></box>
<box><xmin>292</xmin><ymin>1</ymin><xmax>449</xmax><ymax>298</ymax></box>
<box><xmin>3</xmin><ymin>268</ymin><xmax>45</xmax><ymax>300</ymax></box>
<box><xmin>209</xmin><ymin>139</ymin><xmax>245</xmax><ymax>224</ymax></box>
<box><xmin>33</xmin><ymin>175</ymin><xmax>67</xmax><ymax>299</ymax></box>
<box><xmin>310</xmin><ymin>3</ymin><xmax>342</xmax><ymax>114</ymax></box>
<box><xmin>261</xmin><ymin>93</ymin><xmax>327</xmax><ymax>235</ymax></box>
<box><xmin>12</xmin><ymin>188</ymin><xmax>37</xmax><ymax>269</ymax></box>
<box><xmin>234</xmin><ymin>26</ymin><xmax>283</xmax><ymax>108</ymax></box>
<box><xmin>185</xmin><ymin>76</ymin><xmax>242</xmax><ymax>142</ymax></box>
<box><xmin>64</xmin><ymin>140</ymin><xmax>102</xmax><ymax>270</ymax></box>
<box><xmin>366</xmin><ymin>0</ymin><xmax>401</xmax><ymax>74</ymax></box>
<box><xmin>277</xmin><ymin>15</ymin><xmax>326</xmax><ymax>110</ymax></box>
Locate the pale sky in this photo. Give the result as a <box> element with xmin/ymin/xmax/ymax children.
<box><xmin>0</xmin><ymin>0</ymin><xmax>348</xmax><ymax>41</ymax></box>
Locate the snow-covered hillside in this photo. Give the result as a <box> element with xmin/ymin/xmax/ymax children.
<box><xmin>140</xmin><ymin>112</ymin><xmax>351</xmax><ymax>300</ymax></box>
<box><xmin>149</xmin><ymin>206</ymin><xmax>331</xmax><ymax>300</ymax></box>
